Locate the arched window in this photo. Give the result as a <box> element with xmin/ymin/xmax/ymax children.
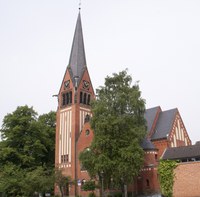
<box><xmin>69</xmin><ymin>91</ymin><xmax>72</xmax><ymax>104</ymax></box>
<box><xmin>87</xmin><ymin>94</ymin><xmax>91</xmax><ymax>105</ymax></box>
<box><xmin>62</xmin><ymin>91</ymin><xmax>72</xmax><ymax>106</ymax></box>
<box><xmin>66</xmin><ymin>92</ymin><xmax>69</xmax><ymax>104</ymax></box>
<box><xmin>146</xmin><ymin>179</ymin><xmax>150</xmax><ymax>187</ymax></box>
<box><xmin>84</xmin><ymin>114</ymin><xmax>90</xmax><ymax>123</ymax></box>
<box><xmin>62</xmin><ymin>94</ymin><xmax>66</xmax><ymax>106</ymax></box>
<box><xmin>83</xmin><ymin>93</ymin><xmax>87</xmax><ymax>104</ymax></box>
<box><xmin>80</xmin><ymin>92</ymin><xmax>83</xmax><ymax>103</ymax></box>
<box><xmin>155</xmin><ymin>154</ymin><xmax>158</xmax><ymax>161</ymax></box>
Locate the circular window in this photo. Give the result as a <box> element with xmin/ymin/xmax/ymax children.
<box><xmin>85</xmin><ymin>129</ymin><xmax>90</xmax><ymax>136</ymax></box>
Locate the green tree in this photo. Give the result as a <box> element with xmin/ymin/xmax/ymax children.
<box><xmin>79</xmin><ymin>70</ymin><xmax>146</xmax><ymax>197</ymax></box>
<box><xmin>22</xmin><ymin>166</ymin><xmax>54</xmax><ymax>196</ymax></box>
<box><xmin>38</xmin><ymin>111</ymin><xmax>56</xmax><ymax>168</ymax></box>
<box><xmin>82</xmin><ymin>180</ymin><xmax>96</xmax><ymax>197</ymax></box>
<box><xmin>158</xmin><ymin>160</ymin><xmax>178</xmax><ymax>197</ymax></box>
<box><xmin>0</xmin><ymin>106</ymin><xmax>56</xmax><ymax>196</ymax></box>
<box><xmin>0</xmin><ymin>163</ymin><xmax>25</xmax><ymax>197</ymax></box>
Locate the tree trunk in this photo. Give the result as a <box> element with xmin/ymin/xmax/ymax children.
<box><xmin>121</xmin><ymin>182</ymin><xmax>124</xmax><ymax>197</ymax></box>
<box><xmin>124</xmin><ymin>184</ymin><xmax>127</xmax><ymax>197</ymax></box>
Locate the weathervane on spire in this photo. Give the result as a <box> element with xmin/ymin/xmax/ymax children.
<box><xmin>79</xmin><ymin>0</ymin><xmax>81</xmax><ymax>10</ymax></box>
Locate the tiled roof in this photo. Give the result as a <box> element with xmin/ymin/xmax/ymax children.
<box><xmin>145</xmin><ymin>107</ymin><xmax>177</xmax><ymax>140</ymax></box>
<box><xmin>144</xmin><ymin>106</ymin><xmax>160</xmax><ymax>133</ymax></box>
<box><xmin>152</xmin><ymin>108</ymin><xmax>177</xmax><ymax>140</ymax></box>
<box><xmin>162</xmin><ymin>144</ymin><xmax>200</xmax><ymax>160</ymax></box>
<box><xmin>68</xmin><ymin>12</ymin><xmax>87</xmax><ymax>86</ymax></box>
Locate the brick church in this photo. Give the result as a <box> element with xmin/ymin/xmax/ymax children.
<box><xmin>55</xmin><ymin>11</ymin><xmax>191</xmax><ymax>196</ymax></box>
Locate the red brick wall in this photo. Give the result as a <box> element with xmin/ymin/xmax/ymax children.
<box><xmin>128</xmin><ymin>150</ymin><xmax>160</xmax><ymax>195</ymax></box>
<box><xmin>153</xmin><ymin>140</ymin><xmax>168</xmax><ymax>159</ymax></box>
<box><xmin>140</xmin><ymin>150</ymin><xmax>160</xmax><ymax>194</ymax></box>
<box><xmin>76</xmin><ymin>123</ymin><xmax>95</xmax><ymax>196</ymax></box>
<box><xmin>55</xmin><ymin>66</ymin><xmax>95</xmax><ymax>196</ymax></box>
<box><xmin>173</xmin><ymin>162</ymin><xmax>200</xmax><ymax>197</ymax></box>
<box><xmin>143</xmin><ymin>151</ymin><xmax>158</xmax><ymax>167</ymax></box>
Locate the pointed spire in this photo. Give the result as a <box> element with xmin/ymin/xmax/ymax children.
<box><xmin>68</xmin><ymin>12</ymin><xmax>87</xmax><ymax>86</ymax></box>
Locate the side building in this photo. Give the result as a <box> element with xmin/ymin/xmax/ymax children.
<box><xmin>136</xmin><ymin>106</ymin><xmax>191</xmax><ymax>195</ymax></box>
<box><xmin>162</xmin><ymin>142</ymin><xmax>200</xmax><ymax>197</ymax></box>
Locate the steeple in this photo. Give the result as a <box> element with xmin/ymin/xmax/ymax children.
<box><xmin>68</xmin><ymin>12</ymin><xmax>87</xmax><ymax>86</ymax></box>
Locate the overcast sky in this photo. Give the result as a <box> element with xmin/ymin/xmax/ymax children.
<box><xmin>0</xmin><ymin>0</ymin><xmax>199</xmax><ymax>144</ymax></box>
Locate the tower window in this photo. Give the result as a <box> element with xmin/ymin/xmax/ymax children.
<box><xmin>69</xmin><ymin>91</ymin><xmax>72</xmax><ymax>104</ymax></box>
<box><xmin>66</xmin><ymin>92</ymin><xmax>69</xmax><ymax>104</ymax></box>
<box><xmin>61</xmin><ymin>154</ymin><xmax>68</xmax><ymax>163</ymax></box>
<box><xmin>62</xmin><ymin>91</ymin><xmax>72</xmax><ymax>107</ymax></box>
<box><xmin>83</xmin><ymin>93</ymin><xmax>87</xmax><ymax>104</ymax></box>
<box><xmin>80</xmin><ymin>92</ymin><xmax>91</xmax><ymax>106</ymax></box>
<box><xmin>80</xmin><ymin>92</ymin><xmax>83</xmax><ymax>103</ymax></box>
<box><xmin>62</xmin><ymin>94</ymin><xmax>66</xmax><ymax>106</ymax></box>
<box><xmin>87</xmin><ymin>94</ymin><xmax>91</xmax><ymax>105</ymax></box>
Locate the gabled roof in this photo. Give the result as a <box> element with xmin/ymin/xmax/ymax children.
<box><xmin>151</xmin><ymin>108</ymin><xmax>177</xmax><ymax>140</ymax></box>
<box><xmin>68</xmin><ymin>12</ymin><xmax>87</xmax><ymax>86</ymax></box>
<box><xmin>144</xmin><ymin>106</ymin><xmax>160</xmax><ymax>133</ymax></box>
<box><xmin>144</xmin><ymin>107</ymin><xmax>177</xmax><ymax>141</ymax></box>
<box><xmin>162</xmin><ymin>144</ymin><xmax>200</xmax><ymax>160</ymax></box>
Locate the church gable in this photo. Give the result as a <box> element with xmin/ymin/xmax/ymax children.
<box><xmin>79</xmin><ymin>70</ymin><xmax>93</xmax><ymax>92</ymax></box>
<box><xmin>59</xmin><ymin>69</ymin><xmax>73</xmax><ymax>93</ymax></box>
<box><xmin>77</xmin><ymin>68</ymin><xmax>95</xmax><ymax>101</ymax></box>
<box><xmin>58</xmin><ymin>69</ymin><xmax>74</xmax><ymax>108</ymax></box>
<box><xmin>168</xmin><ymin>110</ymin><xmax>191</xmax><ymax>147</ymax></box>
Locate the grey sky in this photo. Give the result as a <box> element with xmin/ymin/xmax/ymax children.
<box><xmin>0</xmin><ymin>0</ymin><xmax>199</xmax><ymax>143</ymax></box>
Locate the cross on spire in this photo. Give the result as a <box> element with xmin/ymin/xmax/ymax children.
<box><xmin>79</xmin><ymin>0</ymin><xmax>81</xmax><ymax>10</ymax></box>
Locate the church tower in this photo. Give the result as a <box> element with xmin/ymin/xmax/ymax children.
<box><xmin>55</xmin><ymin>11</ymin><xmax>95</xmax><ymax>195</ymax></box>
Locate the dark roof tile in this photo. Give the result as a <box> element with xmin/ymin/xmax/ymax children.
<box><xmin>162</xmin><ymin>144</ymin><xmax>200</xmax><ymax>160</ymax></box>
<box><xmin>151</xmin><ymin>108</ymin><xmax>177</xmax><ymax>140</ymax></box>
<box><xmin>144</xmin><ymin>106</ymin><xmax>160</xmax><ymax>133</ymax></box>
